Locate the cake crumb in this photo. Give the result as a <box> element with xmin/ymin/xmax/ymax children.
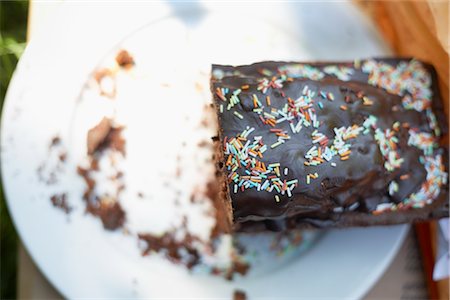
<box><xmin>93</xmin><ymin>68</ymin><xmax>116</xmax><ymax>98</ymax></box>
<box><xmin>50</xmin><ymin>136</ymin><xmax>61</xmax><ymax>148</ymax></box>
<box><xmin>87</xmin><ymin>118</ymin><xmax>126</xmax><ymax>156</ymax></box>
<box><xmin>87</xmin><ymin>200</ymin><xmax>126</xmax><ymax>230</ymax></box>
<box><xmin>38</xmin><ymin>135</ymin><xmax>67</xmax><ymax>185</ymax></box>
<box><xmin>138</xmin><ymin>231</ymin><xmax>201</xmax><ymax>269</ymax></box>
<box><xmin>115</xmin><ymin>49</ymin><xmax>135</xmax><ymax>69</ymax></box>
<box><xmin>50</xmin><ymin>193</ymin><xmax>72</xmax><ymax>214</ymax></box>
<box><xmin>233</xmin><ymin>290</ymin><xmax>247</xmax><ymax>300</ymax></box>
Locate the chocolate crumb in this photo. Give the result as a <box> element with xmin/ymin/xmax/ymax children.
<box><xmin>233</xmin><ymin>261</ymin><xmax>250</xmax><ymax>277</ymax></box>
<box><xmin>87</xmin><ymin>201</ymin><xmax>126</xmax><ymax>230</ymax></box>
<box><xmin>59</xmin><ymin>152</ymin><xmax>67</xmax><ymax>162</ymax></box>
<box><xmin>115</xmin><ymin>50</ymin><xmax>135</xmax><ymax>69</ymax></box>
<box><xmin>50</xmin><ymin>193</ymin><xmax>72</xmax><ymax>214</ymax></box>
<box><xmin>87</xmin><ymin>118</ymin><xmax>126</xmax><ymax>156</ymax></box>
<box><xmin>87</xmin><ymin>118</ymin><xmax>112</xmax><ymax>155</ymax></box>
<box><xmin>77</xmin><ymin>166</ymin><xmax>96</xmax><ymax>200</ymax></box>
<box><xmin>137</xmin><ymin>192</ymin><xmax>144</xmax><ymax>198</ymax></box>
<box><xmin>233</xmin><ymin>290</ymin><xmax>247</xmax><ymax>300</ymax></box>
<box><xmin>138</xmin><ymin>232</ymin><xmax>201</xmax><ymax>269</ymax></box>
<box><xmin>50</xmin><ymin>136</ymin><xmax>61</xmax><ymax>148</ymax></box>
<box><xmin>198</xmin><ymin>140</ymin><xmax>210</xmax><ymax>148</ymax></box>
<box><xmin>77</xmin><ymin>159</ymin><xmax>126</xmax><ymax>230</ymax></box>
<box><xmin>93</xmin><ymin>68</ymin><xmax>116</xmax><ymax>98</ymax></box>
<box><xmin>38</xmin><ymin>138</ymin><xmax>67</xmax><ymax>185</ymax></box>
<box><xmin>94</xmin><ymin>68</ymin><xmax>112</xmax><ymax>84</ymax></box>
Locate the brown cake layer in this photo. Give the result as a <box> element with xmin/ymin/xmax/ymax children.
<box><xmin>211</xmin><ymin>58</ymin><xmax>449</xmax><ymax>231</ymax></box>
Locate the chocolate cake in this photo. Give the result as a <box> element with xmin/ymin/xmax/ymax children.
<box><xmin>211</xmin><ymin>58</ymin><xmax>449</xmax><ymax>231</ymax></box>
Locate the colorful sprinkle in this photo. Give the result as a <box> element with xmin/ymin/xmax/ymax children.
<box><xmin>388</xmin><ymin>181</ymin><xmax>399</xmax><ymax>196</ymax></box>
<box><xmin>233</xmin><ymin>111</ymin><xmax>244</xmax><ymax>119</ymax></box>
<box><xmin>407</xmin><ymin>130</ymin><xmax>437</xmax><ymax>155</ymax></box>
<box><xmin>374</xmin><ymin>127</ymin><xmax>403</xmax><ymax>171</ymax></box>
<box><xmin>323</xmin><ymin>65</ymin><xmax>354</xmax><ymax>81</ymax></box>
<box><xmin>362</xmin><ymin>59</ymin><xmax>431</xmax><ymax>113</ymax></box>
<box><xmin>362</xmin><ymin>96</ymin><xmax>374</xmax><ymax>106</ymax></box>
<box><xmin>400</xmin><ymin>174</ymin><xmax>410</xmax><ymax>180</ymax></box>
<box><xmin>327</xmin><ymin>92</ymin><xmax>335</xmax><ymax>101</ymax></box>
<box><xmin>278</xmin><ymin>64</ymin><xmax>325</xmax><ymax>80</ymax></box>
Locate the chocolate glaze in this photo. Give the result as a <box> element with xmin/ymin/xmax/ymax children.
<box><xmin>211</xmin><ymin>59</ymin><xmax>449</xmax><ymax>230</ymax></box>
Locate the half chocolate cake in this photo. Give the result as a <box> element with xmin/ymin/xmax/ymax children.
<box><xmin>211</xmin><ymin>58</ymin><xmax>449</xmax><ymax>231</ymax></box>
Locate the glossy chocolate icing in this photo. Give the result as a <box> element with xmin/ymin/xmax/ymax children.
<box><xmin>211</xmin><ymin>59</ymin><xmax>449</xmax><ymax>230</ymax></box>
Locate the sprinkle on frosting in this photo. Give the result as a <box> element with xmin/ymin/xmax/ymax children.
<box><xmin>403</xmin><ymin>154</ymin><xmax>447</xmax><ymax>208</ymax></box>
<box><xmin>426</xmin><ymin>109</ymin><xmax>441</xmax><ymax>137</ymax></box>
<box><xmin>361</xmin><ymin>59</ymin><xmax>440</xmax><ymax>136</ymax></box>
<box><xmin>388</xmin><ymin>181</ymin><xmax>399</xmax><ymax>196</ymax></box>
<box><xmin>363</xmin><ymin>115</ymin><xmax>378</xmax><ymax>134</ymax></box>
<box><xmin>362</xmin><ymin>59</ymin><xmax>432</xmax><ymax>112</ymax></box>
<box><xmin>250</xmin><ymin>85</ymin><xmax>320</xmax><ymax>133</ymax></box>
<box><xmin>323</xmin><ymin>65</ymin><xmax>354</xmax><ymax>81</ymax></box>
<box><xmin>407</xmin><ymin>130</ymin><xmax>437</xmax><ymax>156</ymax></box>
<box><xmin>304</xmin><ymin>125</ymin><xmax>363</xmax><ymax>168</ymax></box>
<box><xmin>375</xmin><ymin>154</ymin><xmax>448</xmax><ymax>213</ymax></box>
<box><xmin>374</xmin><ymin>127</ymin><xmax>404</xmax><ymax>171</ymax></box>
<box><xmin>257</xmin><ymin>76</ymin><xmax>284</xmax><ymax>94</ymax></box>
<box><xmin>234</xmin><ymin>111</ymin><xmax>244</xmax><ymax>119</ymax></box>
<box><xmin>278</xmin><ymin>64</ymin><xmax>325</xmax><ymax>80</ymax></box>
<box><xmin>224</xmin><ymin>127</ymin><xmax>297</xmax><ymax>201</ymax></box>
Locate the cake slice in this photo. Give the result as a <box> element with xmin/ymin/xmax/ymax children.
<box><xmin>211</xmin><ymin>58</ymin><xmax>449</xmax><ymax>231</ymax></box>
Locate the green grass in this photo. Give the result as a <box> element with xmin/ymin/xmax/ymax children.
<box><xmin>1</xmin><ymin>1</ymin><xmax>29</xmax><ymax>299</ymax></box>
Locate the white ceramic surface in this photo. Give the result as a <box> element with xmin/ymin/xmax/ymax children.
<box><xmin>1</xmin><ymin>2</ymin><xmax>408</xmax><ymax>299</ymax></box>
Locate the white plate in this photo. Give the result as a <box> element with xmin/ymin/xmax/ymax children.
<box><xmin>1</xmin><ymin>2</ymin><xmax>408</xmax><ymax>299</ymax></box>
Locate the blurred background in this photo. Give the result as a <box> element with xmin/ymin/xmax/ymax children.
<box><xmin>0</xmin><ymin>1</ymin><xmax>28</xmax><ymax>299</ymax></box>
